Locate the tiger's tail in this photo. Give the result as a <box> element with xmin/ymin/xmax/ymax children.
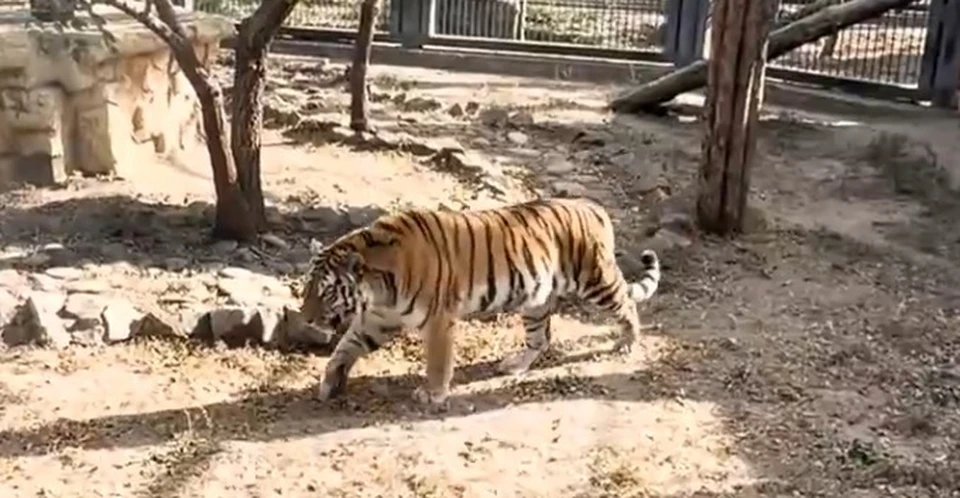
<box><xmin>627</xmin><ymin>249</ymin><xmax>661</xmax><ymax>303</ymax></box>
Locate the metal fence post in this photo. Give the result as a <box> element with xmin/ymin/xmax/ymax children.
<box><xmin>388</xmin><ymin>0</ymin><xmax>436</xmax><ymax>48</ymax></box>
<box><xmin>664</xmin><ymin>0</ymin><xmax>711</xmax><ymax>67</ymax></box>
<box><xmin>919</xmin><ymin>0</ymin><xmax>960</xmax><ymax>108</ymax></box>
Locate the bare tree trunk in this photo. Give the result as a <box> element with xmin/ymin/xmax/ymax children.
<box><xmin>195</xmin><ymin>81</ymin><xmax>258</xmax><ymax>240</ymax></box>
<box><xmin>350</xmin><ymin>0</ymin><xmax>379</xmax><ymax>132</ymax></box>
<box><xmin>697</xmin><ymin>0</ymin><xmax>777</xmax><ymax>234</ymax></box>
<box><xmin>105</xmin><ymin>0</ymin><xmax>258</xmax><ymax>241</ymax></box>
<box><xmin>609</xmin><ymin>0</ymin><xmax>911</xmax><ymax>113</ymax></box>
<box><xmin>231</xmin><ymin>0</ymin><xmax>300</xmax><ymax>231</ymax></box>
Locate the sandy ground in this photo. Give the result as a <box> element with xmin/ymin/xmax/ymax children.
<box><xmin>0</xmin><ymin>55</ymin><xmax>958</xmax><ymax>497</ymax></box>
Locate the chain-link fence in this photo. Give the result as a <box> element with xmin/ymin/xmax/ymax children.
<box><xmin>196</xmin><ymin>0</ymin><xmax>393</xmax><ymax>31</ymax></box>
<box><xmin>0</xmin><ymin>0</ymin><xmax>932</xmax><ymax>89</ymax></box>
<box><xmin>433</xmin><ymin>0</ymin><xmax>667</xmax><ymax>51</ymax></box>
<box><xmin>770</xmin><ymin>1</ymin><xmax>928</xmax><ymax>85</ymax></box>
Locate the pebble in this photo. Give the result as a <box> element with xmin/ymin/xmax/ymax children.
<box><xmin>261</xmin><ymin>233</ymin><xmax>290</xmax><ymax>250</ymax></box>
<box><xmin>211</xmin><ymin>240</ymin><xmax>239</xmax><ymax>254</ymax></box>
<box><xmin>45</xmin><ymin>267</ymin><xmax>83</xmax><ymax>280</ymax></box>
<box><xmin>506</xmin><ymin>131</ymin><xmax>529</xmax><ymax>145</ymax></box>
<box><xmin>219</xmin><ymin>267</ymin><xmax>254</xmax><ymax>279</ymax></box>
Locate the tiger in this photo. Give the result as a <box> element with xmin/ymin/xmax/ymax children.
<box><xmin>297</xmin><ymin>197</ymin><xmax>662</xmax><ymax>407</ymax></box>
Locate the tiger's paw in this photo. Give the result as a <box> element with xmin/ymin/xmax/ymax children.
<box><xmin>316</xmin><ymin>381</ymin><xmax>337</xmax><ymax>402</ymax></box>
<box><xmin>316</xmin><ymin>364</ymin><xmax>348</xmax><ymax>402</ymax></box>
<box><xmin>611</xmin><ymin>337</ymin><xmax>635</xmax><ymax>355</ymax></box>
<box><xmin>412</xmin><ymin>386</ymin><xmax>450</xmax><ymax>410</ymax></box>
<box><xmin>497</xmin><ymin>348</ymin><xmax>544</xmax><ymax>376</ymax></box>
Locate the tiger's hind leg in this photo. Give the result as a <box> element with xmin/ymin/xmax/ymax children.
<box><xmin>579</xmin><ymin>248</ymin><xmax>661</xmax><ymax>354</ymax></box>
<box><xmin>580</xmin><ymin>265</ymin><xmax>643</xmax><ymax>354</ymax></box>
<box><xmin>498</xmin><ymin>303</ymin><xmax>555</xmax><ymax>375</ymax></box>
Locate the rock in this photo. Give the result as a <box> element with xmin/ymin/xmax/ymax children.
<box><xmin>506</xmin><ymin>131</ymin><xmax>529</xmax><ymax>145</ymax></box>
<box><xmin>62</xmin><ymin>292</ymin><xmax>108</xmax><ymax>330</ymax></box>
<box><xmin>217</xmin><ymin>278</ymin><xmax>261</xmax><ymax>307</ymax></box>
<box><xmin>266</xmin><ymin>307</ymin><xmax>334</xmax><ymax>349</ymax></box>
<box><xmin>266</xmin><ymin>260</ymin><xmax>294</xmax><ymax>274</ymax></box>
<box><xmin>472</xmin><ymin>137</ymin><xmax>492</xmax><ymax>148</ymax></box>
<box><xmin>551</xmin><ymin>180</ymin><xmax>590</xmax><ymax>197</ymax></box>
<box><xmin>427</xmin><ymin>137</ymin><xmax>465</xmax><ymax>155</ymax></box>
<box><xmin>479</xmin><ymin>107</ymin><xmax>509</xmax><ymax>128</ymax></box>
<box><xmin>99</xmin><ymin>242</ymin><xmax>130</xmax><ymax>260</ymax></box>
<box><xmin>0</xmin><ymin>269</ymin><xmax>24</xmax><ymax>290</ymax></box>
<box><xmin>465</xmin><ymin>101</ymin><xmax>480</xmax><ymax>115</ymax></box>
<box><xmin>205</xmin><ymin>307</ymin><xmax>265</xmax><ymax>347</ymax></box>
<box><xmin>573</xmin><ymin>129</ymin><xmax>613</xmax><ymax>147</ymax></box>
<box><xmin>211</xmin><ymin>240</ymin><xmax>238</xmax><ymax>254</ymax></box>
<box><xmin>647</xmin><ymin>228</ymin><xmax>694</xmax><ymax>252</ymax></box>
<box><xmin>657</xmin><ymin>211</ymin><xmax>696</xmax><ymax>237</ymax></box>
<box><xmin>64</xmin><ymin>279</ymin><xmax>111</xmax><ymax>294</ymax></box>
<box><xmin>447</xmin><ymin>103</ymin><xmax>464</xmax><ymax>118</ymax></box>
<box><xmin>402</xmin><ymin>96</ymin><xmax>442</xmax><ymax>113</ymax></box>
<box><xmin>219</xmin><ymin>266</ymin><xmax>254</xmax><ymax>279</ymax></box>
<box><xmin>541</xmin><ymin>152</ymin><xmax>577</xmax><ymax>175</ymax></box>
<box><xmin>163</xmin><ymin>257</ymin><xmax>190</xmax><ymax>272</ymax></box>
<box><xmin>40</xmin><ymin>243</ymin><xmax>74</xmax><ymax>266</ymax></box>
<box><xmin>0</xmin><ymin>289</ymin><xmax>18</xmax><ymax>327</ymax></box>
<box><xmin>184</xmin><ymin>201</ymin><xmax>215</xmax><ymax>224</ymax></box>
<box><xmin>28</xmin><ymin>273</ymin><xmax>61</xmax><ymax>292</ymax></box>
<box><xmin>283</xmin><ymin>118</ymin><xmax>344</xmax><ymax>144</ymax></box>
<box><xmin>45</xmin><ymin>267</ymin><xmax>83</xmax><ymax>280</ymax></box>
<box><xmin>406</xmin><ymin>138</ymin><xmax>439</xmax><ymax>156</ymax></box>
<box><xmin>299</xmin><ymin>99</ymin><xmax>325</xmax><ymax>115</ymax></box>
<box><xmin>347</xmin><ymin>208</ymin><xmax>378</xmax><ymax>227</ymax></box>
<box><xmin>607</xmin><ymin>152</ymin><xmax>665</xmax><ymax>192</ymax></box>
<box><xmin>482</xmin><ymin>174</ymin><xmax>510</xmax><ymax>197</ymax></box>
<box><xmin>19</xmin><ymin>252</ymin><xmax>51</xmax><ymax>267</ymax></box>
<box><xmin>263</xmin><ymin>102</ymin><xmax>301</xmax><ymax>129</ymax></box>
<box><xmin>442</xmin><ymin>151</ymin><xmax>493</xmax><ymax>177</ymax></box>
<box><xmin>370</xmin><ymin>131</ymin><xmax>406</xmax><ymax>150</ymax></box>
<box><xmin>261</xmin><ymin>233</ymin><xmax>290</xmax><ymax>250</ymax></box>
<box><xmin>650</xmin><ymin>194</ymin><xmax>696</xmax><ymax>236</ymax></box>
<box><xmin>136</xmin><ymin>312</ymin><xmax>180</xmax><ymax>339</ymax></box>
<box><xmin>101</xmin><ymin>299</ymin><xmax>144</xmax><ymax>343</ymax></box>
<box><xmin>509</xmin><ymin>110</ymin><xmax>535</xmax><ymax>128</ymax></box>
<box><xmin>3</xmin><ymin>292</ymin><xmax>69</xmax><ymax>349</ymax></box>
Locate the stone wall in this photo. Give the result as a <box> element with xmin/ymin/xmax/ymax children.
<box><xmin>0</xmin><ymin>8</ymin><xmax>234</xmax><ymax>190</ymax></box>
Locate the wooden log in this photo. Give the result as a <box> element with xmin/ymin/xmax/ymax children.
<box><xmin>697</xmin><ymin>0</ymin><xmax>777</xmax><ymax>234</ymax></box>
<box><xmin>609</xmin><ymin>0</ymin><xmax>915</xmax><ymax>114</ymax></box>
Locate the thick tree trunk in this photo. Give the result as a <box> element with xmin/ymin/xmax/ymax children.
<box><xmin>609</xmin><ymin>0</ymin><xmax>912</xmax><ymax>113</ymax></box>
<box><xmin>231</xmin><ymin>32</ymin><xmax>268</xmax><ymax>231</ymax></box>
<box><xmin>230</xmin><ymin>0</ymin><xmax>300</xmax><ymax>232</ymax></box>
<box><xmin>350</xmin><ymin>0</ymin><xmax>379</xmax><ymax>132</ymax></box>
<box><xmin>195</xmin><ymin>80</ymin><xmax>259</xmax><ymax>241</ymax></box>
<box><xmin>102</xmin><ymin>0</ymin><xmax>260</xmax><ymax>241</ymax></box>
<box><xmin>697</xmin><ymin>0</ymin><xmax>777</xmax><ymax>234</ymax></box>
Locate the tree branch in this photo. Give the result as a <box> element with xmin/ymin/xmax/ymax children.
<box><xmin>152</xmin><ymin>0</ymin><xmax>189</xmax><ymax>39</ymax></box>
<box><xmin>98</xmin><ymin>0</ymin><xmax>186</xmax><ymax>49</ymax></box>
<box><xmin>240</xmin><ymin>0</ymin><xmax>300</xmax><ymax>50</ymax></box>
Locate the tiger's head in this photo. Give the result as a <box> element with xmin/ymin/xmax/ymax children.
<box><xmin>298</xmin><ymin>245</ymin><xmax>366</xmax><ymax>338</ymax></box>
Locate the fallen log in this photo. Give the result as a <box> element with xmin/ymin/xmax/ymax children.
<box><xmin>609</xmin><ymin>0</ymin><xmax>913</xmax><ymax>113</ymax></box>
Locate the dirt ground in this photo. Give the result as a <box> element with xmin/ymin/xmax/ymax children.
<box><xmin>1</xmin><ymin>54</ymin><xmax>959</xmax><ymax>498</ymax></box>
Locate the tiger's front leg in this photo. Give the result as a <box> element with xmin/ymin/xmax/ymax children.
<box><xmin>317</xmin><ymin>319</ymin><xmax>396</xmax><ymax>401</ymax></box>
<box><xmin>411</xmin><ymin>315</ymin><xmax>456</xmax><ymax>407</ymax></box>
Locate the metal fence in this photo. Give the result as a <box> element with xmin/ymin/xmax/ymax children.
<box><xmin>195</xmin><ymin>0</ymin><xmax>394</xmax><ymax>31</ymax></box>
<box><xmin>193</xmin><ymin>0</ymin><xmax>937</xmax><ymax>89</ymax></box>
<box><xmin>433</xmin><ymin>0</ymin><xmax>667</xmax><ymax>52</ymax></box>
<box><xmin>770</xmin><ymin>1</ymin><xmax>929</xmax><ymax>86</ymax></box>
